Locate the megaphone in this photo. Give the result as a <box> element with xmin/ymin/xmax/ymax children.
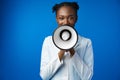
<box><xmin>52</xmin><ymin>26</ymin><xmax>78</xmax><ymax>50</ymax></box>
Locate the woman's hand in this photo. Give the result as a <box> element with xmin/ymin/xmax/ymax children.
<box><xmin>58</xmin><ymin>50</ymin><xmax>66</xmax><ymax>61</ymax></box>
<box><xmin>69</xmin><ymin>48</ymin><xmax>75</xmax><ymax>57</ymax></box>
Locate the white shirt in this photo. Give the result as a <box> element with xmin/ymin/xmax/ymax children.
<box><xmin>40</xmin><ymin>35</ymin><xmax>94</xmax><ymax>80</ymax></box>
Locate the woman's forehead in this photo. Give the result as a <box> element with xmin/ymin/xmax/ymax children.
<box><xmin>57</xmin><ymin>6</ymin><xmax>76</xmax><ymax>16</ymax></box>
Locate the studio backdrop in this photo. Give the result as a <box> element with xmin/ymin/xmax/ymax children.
<box><xmin>0</xmin><ymin>0</ymin><xmax>120</xmax><ymax>80</ymax></box>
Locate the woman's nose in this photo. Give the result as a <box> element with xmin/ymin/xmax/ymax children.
<box><xmin>64</xmin><ymin>19</ymin><xmax>69</xmax><ymax>25</ymax></box>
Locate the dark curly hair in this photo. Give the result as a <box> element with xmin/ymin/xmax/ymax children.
<box><xmin>52</xmin><ymin>2</ymin><xmax>79</xmax><ymax>16</ymax></box>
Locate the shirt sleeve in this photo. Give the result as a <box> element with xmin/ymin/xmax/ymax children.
<box><xmin>70</xmin><ymin>39</ymin><xmax>94</xmax><ymax>80</ymax></box>
<box><xmin>40</xmin><ymin>37</ymin><xmax>63</xmax><ymax>80</ymax></box>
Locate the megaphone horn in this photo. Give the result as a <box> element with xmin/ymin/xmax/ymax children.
<box><xmin>52</xmin><ymin>26</ymin><xmax>78</xmax><ymax>50</ymax></box>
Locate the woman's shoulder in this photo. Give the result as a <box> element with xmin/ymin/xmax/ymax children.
<box><xmin>78</xmin><ymin>35</ymin><xmax>92</xmax><ymax>44</ymax></box>
<box><xmin>43</xmin><ymin>36</ymin><xmax>53</xmax><ymax>44</ymax></box>
<box><xmin>44</xmin><ymin>36</ymin><xmax>52</xmax><ymax>40</ymax></box>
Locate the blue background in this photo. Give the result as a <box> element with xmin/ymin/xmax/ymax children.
<box><xmin>0</xmin><ymin>0</ymin><xmax>120</xmax><ymax>80</ymax></box>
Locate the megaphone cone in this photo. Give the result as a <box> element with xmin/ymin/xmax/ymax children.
<box><xmin>52</xmin><ymin>26</ymin><xmax>78</xmax><ymax>50</ymax></box>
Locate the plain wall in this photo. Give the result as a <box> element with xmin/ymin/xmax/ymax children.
<box><xmin>0</xmin><ymin>0</ymin><xmax>120</xmax><ymax>80</ymax></box>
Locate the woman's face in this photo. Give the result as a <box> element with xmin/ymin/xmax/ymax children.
<box><xmin>56</xmin><ymin>6</ymin><xmax>77</xmax><ymax>27</ymax></box>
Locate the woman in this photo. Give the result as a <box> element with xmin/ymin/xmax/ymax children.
<box><xmin>40</xmin><ymin>2</ymin><xmax>94</xmax><ymax>80</ymax></box>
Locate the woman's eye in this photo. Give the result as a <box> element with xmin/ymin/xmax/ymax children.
<box><xmin>59</xmin><ymin>17</ymin><xmax>64</xmax><ymax>20</ymax></box>
<box><xmin>69</xmin><ymin>16</ymin><xmax>75</xmax><ymax>20</ymax></box>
